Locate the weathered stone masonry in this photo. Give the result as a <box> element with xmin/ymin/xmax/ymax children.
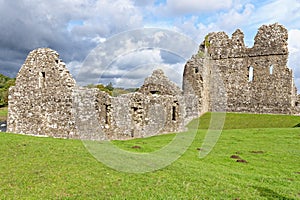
<box><xmin>7</xmin><ymin>23</ymin><xmax>300</xmax><ymax>140</ymax></box>
<box><xmin>184</xmin><ymin>23</ymin><xmax>300</xmax><ymax>115</ymax></box>
<box><xmin>8</xmin><ymin>49</ymin><xmax>77</xmax><ymax>138</ymax></box>
<box><xmin>8</xmin><ymin>50</ymin><xmax>186</xmax><ymax>139</ymax></box>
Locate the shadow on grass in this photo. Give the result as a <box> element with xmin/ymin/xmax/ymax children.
<box><xmin>254</xmin><ymin>187</ymin><xmax>295</xmax><ymax>200</ymax></box>
<box><xmin>293</xmin><ymin>123</ymin><xmax>300</xmax><ymax>128</ymax></box>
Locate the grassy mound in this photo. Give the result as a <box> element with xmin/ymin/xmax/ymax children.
<box><xmin>0</xmin><ymin>113</ymin><xmax>299</xmax><ymax>199</ymax></box>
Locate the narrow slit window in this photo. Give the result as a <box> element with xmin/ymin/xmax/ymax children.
<box><xmin>248</xmin><ymin>66</ymin><xmax>254</xmax><ymax>82</ymax></box>
<box><xmin>39</xmin><ymin>72</ymin><xmax>46</xmax><ymax>88</ymax></box>
<box><xmin>172</xmin><ymin>106</ymin><xmax>176</xmax><ymax>121</ymax></box>
<box><xmin>270</xmin><ymin>65</ymin><xmax>273</xmax><ymax>75</ymax></box>
<box><xmin>105</xmin><ymin>104</ymin><xmax>111</xmax><ymax>125</ymax></box>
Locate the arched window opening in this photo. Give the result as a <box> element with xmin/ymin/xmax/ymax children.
<box><xmin>248</xmin><ymin>66</ymin><xmax>254</xmax><ymax>82</ymax></box>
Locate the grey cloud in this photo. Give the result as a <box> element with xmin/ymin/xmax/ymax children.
<box><xmin>0</xmin><ymin>0</ymin><xmax>143</xmax><ymax>78</ymax></box>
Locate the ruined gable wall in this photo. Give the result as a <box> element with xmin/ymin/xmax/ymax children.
<box><xmin>97</xmin><ymin>70</ymin><xmax>186</xmax><ymax>140</ymax></box>
<box><xmin>139</xmin><ymin>69</ymin><xmax>182</xmax><ymax>96</ymax></box>
<box><xmin>7</xmin><ymin>48</ymin><xmax>77</xmax><ymax>137</ymax></box>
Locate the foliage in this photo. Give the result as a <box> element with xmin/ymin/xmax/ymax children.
<box><xmin>85</xmin><ymin>83</ymin><xmax>114</xmax><ymax>96</ymax></box>
<box><xmin>105</xmin><ymin>82</ymin><xmax>114</xmax><ymax>91</ymax></box>
<box><xmin>95</xmin><ymin>84</ymin><xmax>113</xmax><ymax>96</ymax></box>
<box><xmin>205</xmin><ymin>34</ymin><xmax>211</xmax><ymax>48</ymax></box>
<box><xmin>0</xmin><ymin>107</ymin><xmax>8</xmax><ymax>121</ymax></box>
<box><xmin>0</xmin><ymin>113</ymin><xmax>299</xmax><ymax>199</ymax></box>
<box><xmin>197</xmin><ymin>50</ymin><xmax>205</xmax><ymax>58</ymax></box>
<box><xmin>0</xmin><ymin>74</ymin><xmax>15</xmax><ymax>107</ymax></box>
<box><xmin>85</xmin><ymin>83</ymin><xmax>138</xmax><ymax>97</ymax></box>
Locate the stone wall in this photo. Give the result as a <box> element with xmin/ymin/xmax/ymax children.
<box><xmin>96</xmin><ymin>70</ymin><xmax>186</xmax><ymax>140</ymax></box>
<box><xmin>8</xmin><ymin>54</ymin><xmax>186</xmax><ymax>140</ymax></box>
<box><xmin>7</xmin><ymin>48</ymin><xmax>77</xmax><ymax>138</ymax></box>
<box><xmin>7</xmin><ymin>23</ymin><xmax>300</xmax><ymax>140</ymax></box>
<box><xmin>183</xmin><ymin>23</ymin><xmax>298</xmax><ymax>115</ymax></box>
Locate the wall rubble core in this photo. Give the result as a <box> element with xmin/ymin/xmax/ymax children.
<box><xmin>7</xmin><ymin>23</ymin><xmax>300</xmax><ymax>140</ymax></box>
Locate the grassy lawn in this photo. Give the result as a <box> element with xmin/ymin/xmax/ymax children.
<box><xmin>0</xmin><ymin>113</ymin><xmax>299</xmax><ymax>199</ymax></box>
<box><xmin>0</xmin><ymin>106</ymin><xmax>7</xmax><ymax>121</ymax></box>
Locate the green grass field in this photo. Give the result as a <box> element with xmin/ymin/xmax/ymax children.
<box><xmin>0</xmin><ymin>113</ymin><xmax>299</xmax><ymax>199</ymax></box>
<box><xmin>0</xmin><ymin>107</ymin><xmax>7</xmax><ymax>121</ymax></box>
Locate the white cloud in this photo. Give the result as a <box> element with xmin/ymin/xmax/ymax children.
<box><xmin>164</xmin><ymin>0</ymin><xmax>233</xmax><ymax>15</ymax></box>
<box><xmin>93</xmin><ymin>49</ymin><xmax>185</xmax><ymax>88</ymax></box>
<box><xmin>248</xmin><ymin>0</ymin><xmax>300</xmax><ymax>28</ymax></box>
<box><xmin>1</xmin><ymin>0</ymin><xmax>300</xmax><ymax>93</ymax></box>
<box><xmin>288</xmin><ymin>29</ymin><xmax>300</xmax><ymax>91</ymax></box>
<box><xmin>217</xmin><ymin>3</ymin><xmax>255</xmax><ymax>31</ymax></box>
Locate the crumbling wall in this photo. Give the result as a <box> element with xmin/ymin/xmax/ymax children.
<box><xmin>8</xmin><ymin>23</ymin><xmax>299</xmax><ymax>140</ymax></box>
<box><xmin>183</xmin><ymin>23</ymin><xmax>298</xmax><ymax>115</ymax></box>
<box><xmin>104</xmin><ymin>92</ymin><xmax>185</xmax><ymax>140</ymax></box>
<box><xmin>98</xmin><ymin>70</ymin><xmax>186</xmax><ymax>140</ymax></box>
<box><xmin>8</xmin><ymin>51</ymin><xmax>187</xmax><ymax>140</ymax></box>
<box><xmin>7</xmin><ymin>48</ymin><xmax>77</xmax><ymax>138</ymax></box>
<box><xmin>72</xmin><ymin>87</ymin><xmax>107</xmax><ymax>140</ymax></box>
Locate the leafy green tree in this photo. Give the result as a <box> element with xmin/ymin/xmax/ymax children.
<box><xmin>0</xmin><ymin>74</ymin><xmax>15</xmax><ymax>107</ymax></box>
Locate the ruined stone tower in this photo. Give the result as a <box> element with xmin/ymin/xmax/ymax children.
<box><xmin>183</xmin><ymin>23</ymin><xmax>299</xmax><ymax>115</ymax></box>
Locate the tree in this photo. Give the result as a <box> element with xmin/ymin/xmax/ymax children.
<box><xmin>0</xmin><ymin>74</ymin><xmax>15</xmax><ymax>107</ymax></box>
<box><xmin>105</xmin><ymin>82</ymin><xmax>114</xmax><ymax>91</ymax></box>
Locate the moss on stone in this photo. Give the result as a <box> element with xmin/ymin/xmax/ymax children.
<box><xmin>205</xmin><ymin>35</ymin><xmax>210</xmax><ymax>48</ymax></box>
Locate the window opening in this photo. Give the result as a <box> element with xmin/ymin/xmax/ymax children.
<box><xmin>172</xmin><ymin>106</ymin><xmax>176</xmax><ymax>121</ymax></box>
<box><xmin>104</xmin><ymin>104</ymin><xmax>111</xmax><ymax>125</ymax></box>
<box><xmin>248</xmin><ymin>66</ymin><xmax>254</xmax><ymax>82</ymax></box>
<box><xmin>270</xmin><ymin>65</ymin><xmax>274</xmax><ymax>75</ymax></box>
<box><xmin>39</xmin><ymin>72</ymin><xmax>46</xmax><ymax>88</ymax></box>
<box><xmin>150</xmin><ymin>91</ymin><xmax>160</xmax><ymax>95</ymax></box>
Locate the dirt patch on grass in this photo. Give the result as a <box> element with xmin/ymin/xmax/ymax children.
<box><xmin>230</xmin><ymin>155</ymin><xmax>241</xmax><ymax>159</ymax></box>
<box><xmin>132</xmin><ymin>145</ymin><xmax>141</xmax><ymax>149</ymax></box>
<box><xmin>250</xmin><ymin>150</ymin><xmax>264</xmax><ymax>154</ymax></box>
<box><xmin>236</xmin><ymin>159</ymin><xmax>248</xmax><ymax>163</ymax></box>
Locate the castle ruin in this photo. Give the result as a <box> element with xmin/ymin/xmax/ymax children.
<box><xmin>7</xmin><ymin>23</ymin><xmax>300</xmax><ymax>140</ymax></box>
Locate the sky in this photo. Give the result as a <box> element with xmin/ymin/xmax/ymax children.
<box><xmin>0</xmin><ymin>0</ymin><xmax>300</xmax><ymax>90</ymax></box>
